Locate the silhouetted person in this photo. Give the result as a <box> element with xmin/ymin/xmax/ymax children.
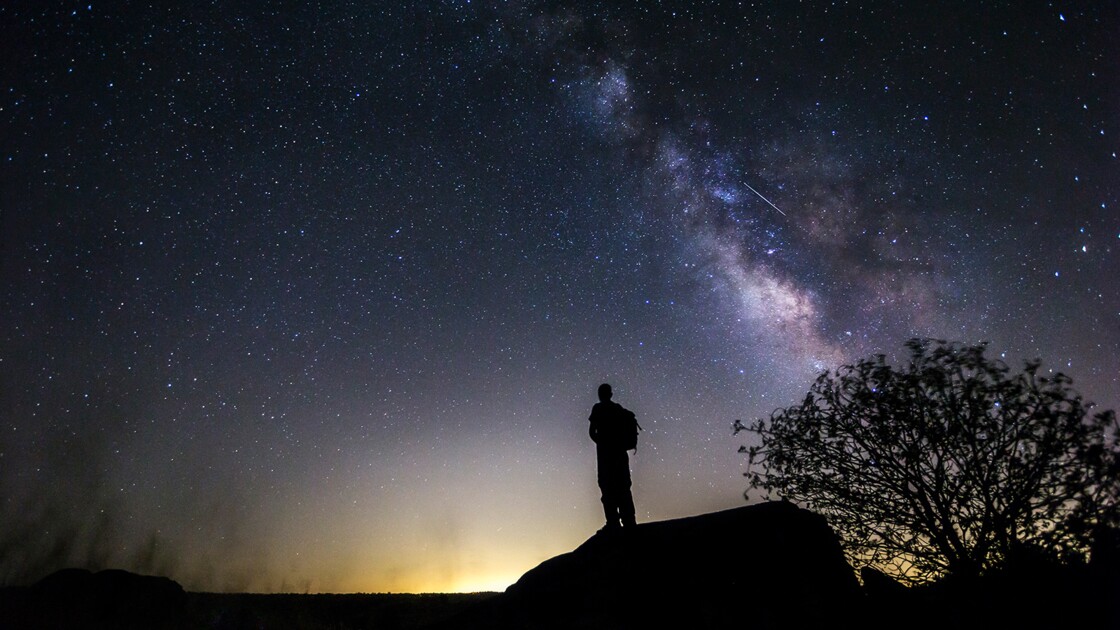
<box><xmin>588</xmin><ymin>383</ymin><xmax>636</xmax><ymax>531</ymax></box>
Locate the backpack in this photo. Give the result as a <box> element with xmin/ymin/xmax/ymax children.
<box><xmin>618</xmin><ymin>406</ymin><xmax>642</xmax><ymax>451</ymax></box>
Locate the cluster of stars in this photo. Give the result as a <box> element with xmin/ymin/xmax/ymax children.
<box><xmin>0</xmin><ymin>1</ymin><xmax>1115</xmax><ymax>593</ymax></box>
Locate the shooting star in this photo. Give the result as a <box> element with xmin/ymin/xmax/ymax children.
<box><xmin>742</xmin><ymin>181</ymin><xmax>787</xmax><ymax>217</ymax></box>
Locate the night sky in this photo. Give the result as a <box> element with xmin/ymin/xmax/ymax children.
<box><xmin>2</xmin><ymin>2</ymin><xmax>1117</xmax><ymax>593</ymax></box>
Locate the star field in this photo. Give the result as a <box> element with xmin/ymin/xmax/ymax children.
<box><xmin>1</xmin><ymin>2</ymin><xmax>1117</xmax><ymax>593</ymax></box>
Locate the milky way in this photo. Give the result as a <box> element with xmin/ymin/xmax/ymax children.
<box><xmin>1</xmin><ymin>2</ymin><xmax>1117</xmax><ymax>593</ymax></box>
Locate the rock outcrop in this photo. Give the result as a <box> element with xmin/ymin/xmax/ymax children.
<box><xmin>448</xmin><ymin>501</ymin><xmax>861</xmax><ymax>629</ymax></box>
<box><xmin>1</xmin><ymin>568</ymin><xmax>186</xmax><ymax>629</ymax></box>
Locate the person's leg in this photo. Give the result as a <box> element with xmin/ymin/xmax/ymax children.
<box><xmin>619</xmin><ymin>484</ymin><xmax>635</xmax><ymax>527</ymax></box>
<box><xmin>600</xmin><ymin>487</ymin><xmax>620</xmax><ymax>529</ymax></box>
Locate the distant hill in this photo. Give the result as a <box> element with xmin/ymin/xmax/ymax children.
<box><xmin>444</xmin><ymin>501</ymin><xmax>861</xmax><ymax>629</ymax></box>
<box><xmin>0</xmin><ymin>568</ymin><xmax>186</xmax><ymax>629</ymax></box>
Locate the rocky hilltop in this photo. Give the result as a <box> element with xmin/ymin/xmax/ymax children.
<box><xmin>448</xmin><ymin>501</ymin><xmax>861</xmax><ymax>629</ymax></box>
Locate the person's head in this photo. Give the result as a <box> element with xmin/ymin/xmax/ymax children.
<box><xmin>597</xmin><ymin>383</ymin><xmax>613</xmax><ymax>402</ymax></box>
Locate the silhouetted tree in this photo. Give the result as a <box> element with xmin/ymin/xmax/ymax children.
<box><xmin>737</xmin><ymin>339</ymin><xmax>1119</xmax><ymax>583</ymax></box>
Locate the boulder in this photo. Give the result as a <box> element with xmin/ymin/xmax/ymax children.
<box><xmin>860</xmin><ymin>566</ymin><xmax>907</xmax><ymax>599</ymax></box>
<box><xmin>449</xmin><ymin>501</ymin><xmax>861</xmax><ymax>629</ymax></box>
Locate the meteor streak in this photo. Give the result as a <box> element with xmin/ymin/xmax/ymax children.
<box><xmin>742</xmin><ymin>181</ymin><xmax>787</xmax><ymax>217</ymax></box>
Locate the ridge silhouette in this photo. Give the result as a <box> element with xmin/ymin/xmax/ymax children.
<box><xmin>446</xmin><ymin>502</ymin><xmax>859</xmax><ymax>630</ymax></box>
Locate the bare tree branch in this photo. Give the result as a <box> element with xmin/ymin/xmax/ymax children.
<box><xmin>740</xmin><ymin>339</ymin><xmax>1120</xmax><ymax>584</ymax></box>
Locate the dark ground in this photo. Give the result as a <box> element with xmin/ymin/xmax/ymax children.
<box><xmin>4</xmin><ymin>573</ymin><xmax>1115</xmax><ymax>630</ymax></box>
<box><xmin>0</xmin><ymin>578</ymin><xmax>496</xmax><ymax>630</ymax></box>
<box><xmin>3</xmin><ymin>503</ymin><xmax>1116</xmax><ymax>630</ymax></box>
<box><xmin>183</xmin><ymin>592</ymin><xmax>497</xmax><ymax>630</ymax></box>
<box><xmin>3</xmin><ymin>565</ymin><xmax>1116</xmax><ymax>630</ymax></box>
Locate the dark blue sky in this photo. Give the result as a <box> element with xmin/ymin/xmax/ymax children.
<box><xmin>2</xmin><ymin>1</ymin><xmax>1116</xmax><ymax>592</ymax></box>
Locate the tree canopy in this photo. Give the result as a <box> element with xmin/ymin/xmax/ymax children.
<box><xmin>737</xmin><ymin>339</ymin><xmax>1119</xmax><ymax>583</ymax></box>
